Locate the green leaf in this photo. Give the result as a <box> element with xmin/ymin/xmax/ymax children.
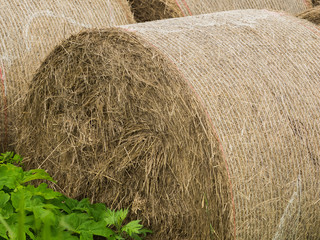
<box><xmin>47</xmin><ymin>196</ymin><xmax>70</xmax><ymax>214</ymax></box>
<box><xmin>81</xmin><ymin>220</ymin><xmax>114</xmax><ymax>238</ymax></box>
<box><xmin>32</xmin><ymin>206</ymin><xmax>57</xmax><ymax>227</ymax></box>
<box><xmin>115</xmin><ymin>209</ymin><xmax>128</xmax><ymax>224</ymax></box>
<box><xmin>0</xmin><ymin>191</ymin><xmax>10</xmax><ymax>207</ymax></box>
<box><xmin>0</xmin><ymin>152</ymin><xmax>22</xmax><ymax>165</ymax></box>
<box><xmin>60</xmin><ymin>213</ymin><xmax>115</xmax><ymax>238</ymax></box>
<box><xmin>60</xmin><ymin>213</ymin><xmax>92</xmax><ymax>233</ymax></box>
<box><xmin>4</xmin><ymin>213</ymin><xmax>37</xmax><ymax>240</ymax></box>
<box><xmin>21</xmin><ymin>169</ymin><xmax>55</xmax><ymax>184</ymax></box>
<box><xmin>0</xmin><ymin>191</ymin><xmax>13</xmax><ymax>219</ymax></box>
<box><xmin>0</xmin><ymin>213</ymin><xmax>12</xmax><ymax>239</ymax></box>
<box><xmin>104</xmin><ymin>209</ymin><xmax>117</xmax><ymax>227</ymax></box>
<box><xmin>71</xmin><ymin>198</ymin><xmax>91</xmax><ymax>213</ymax></box>
<box><xmin>121</xmin><ymin>220</ymin><xmax>143</xmax><ymax>237</ymax></box>
<box><xmin>64</xmin><ymin>198</ymin><xmax>80</xmax><ymax>211</ymax></box>
<box><xmin>0</xmin><ymin>152</ymin><xmax>14</xmax><ymax>163</ymax></box>
<box><xmin>105</xmin><ymin>208</ymin><xmax>128</xmax><ymax>229</ymax></box>
<box><xmin>87</xmin><ymin>203</ymin><xmax>107</xmax><ymax>222</ymax></box>
<box><xmin>0</xmin><ymin>204</ymin><xmax>13</xmax><ymax>220</ymax></box>
<box><xmin>80</xmin><ymin>232</ymin><xmax>93</xmax><ymax>240</ymax></box>
<box><xmin>0</xmin><ymin>164</ymin><xmax>24</xmax><ymax>190</ymax></box>
<box><xmin>25</xmin><ymin>183</ymin><xmax>62</xmax><ymax>200</ymax></box>
<box><xmin>12</xmin><ymin>153</ymin><xmax>23</xmax><ymax>164</ymax></box>
<box><xmin>10</xmin><ymin>186</ymin><xmax>32</xmax><ymax>210</ymax></box>
<box><xmin>48</xmin><ymin>229</ymin><xmax>79</xmax><ymax>240</ymax></box>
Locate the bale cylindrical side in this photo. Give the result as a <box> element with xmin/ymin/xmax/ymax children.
<box><xmin>16</xmin><ymin>29</ymin><xmax>233</xmax><ymax>239</ymax></box>
<box><xmin>17</xmin><ymin>9</ymin><xmax>320</xmax><ymax>239</ymax></box>
<box><xmin>0</xmin><ymin>0</ymin><xmax>135</xmax><ymax>152</ymax></box>
<box><xmin>128</xmin><ymin>0</ymin><xmax>313</xmax><ymax>21</ymax></box>
<box><xmin>297</xmin><ymin>5</ymin><xmax>320</xmax><ymax>25</ymax></box>
<box><xmin>119</xmin><ymin>10</ymin><xmax>320</xmax><ymax>239</ymax></box>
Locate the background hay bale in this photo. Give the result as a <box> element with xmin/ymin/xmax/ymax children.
<box><xmin>297</xmin><ymin>5</ymin><xmax>320</xmax><ymax>25</ymax></box>
<box><xmin>0</xmin><ymin>0</ymin><xmax>135</xmax><ymax>152</ymax></box>
<box><xmin>17</xmin><ymin>9</ymin><xmax>320</xmax><ymax>239</ymax></box>
<box><xmin>128</xmin><ymin>0</ymin><xmax>183</xmax><ymax>22</ymax></box>
<box><xmin>128</xmin><ymin>0</ymin><xmax>313</xmax><ymax>22</ymax></box>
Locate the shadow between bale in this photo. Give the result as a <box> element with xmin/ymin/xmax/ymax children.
<box><xmin>17</xmin><ymin>29</ymin><xmax>233</xmax><ymax>239</ymax></box>
<box><xmin>312</xmin><ymin>0</ymin><xmax>320</xmax><ymax>6</ymax></box>
<box><xmin>128</xmin><ymin>0</ymin><xmax>183</xmax><ymax>22</ymax></box>
<box><xmin>297</xmin><ymin>5</ymin><xmax>320</xmax><ymax>25</ymax></box>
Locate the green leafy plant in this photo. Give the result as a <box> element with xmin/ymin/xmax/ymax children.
<box><xmin>0</xmin><ymin>152</ymin><xmax>151</xmax><ymax>240</ymax></box>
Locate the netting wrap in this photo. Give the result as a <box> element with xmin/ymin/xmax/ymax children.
<box><xmin>17</xmin><ymin>9</ymin><xmax>320</xmax><ymax>240</ymax></box>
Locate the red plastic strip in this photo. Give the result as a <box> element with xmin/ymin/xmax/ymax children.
<box><xmin>181</xmin><ymin>0</ymin><xmax>192</xmax><ymax>16</ymax></box>
<box><xmin>174</xmin><ymin>0</ymin><xmax>186</xmax><ymax>17</ymax></box>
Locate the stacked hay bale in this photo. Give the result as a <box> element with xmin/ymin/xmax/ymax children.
<box><xmin>128</xmin><ymin>0</ymin><xmax>313</xmax><ymax>22</ymax></box>
<box><xmin>17</xmin><ymin>9</ymin><xmax>320</xmax><ymax>239</ymax></box>
<box><xmin>297</xmin><ymin>5</ymin><xmax>320</xmax><ymax>25</ymax></box>
<box><xmin>0</xmin><ymin>0</ymin><xmax>135</xmax><ymax>152</ymax></box>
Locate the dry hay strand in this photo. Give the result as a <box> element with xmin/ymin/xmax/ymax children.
<box><xmin>0</xmin><ymin>0</ymin><xmax>135</xmax><ymax>153</ymax></box>
<box><xmin>127</xmin><ymin>0</ymin><xmax>313</xmax><ymax>21</ymax></box>
<box><xmin>17</xmin><ymin>29</ymin><xmax>233</xmax><ymax>239</ymax></box>
<box><xmin>128</xmin><ymin>0</ymin><xmax>183</xmax><ymax>22</ymax></box>
<box><xmin>297</xmin><ymin>5</ymin><xmax>320</xmax><ymax>25</ymax></box>
<box><xmin>17</xmin><ymin>9</ymin><xmax>320</xmax><ymax>239</ymax></box>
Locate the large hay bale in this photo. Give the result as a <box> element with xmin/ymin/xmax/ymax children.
<box><xmin>128</xmin><ymin>0</ymin><xmax>313</xmax><ymax>22</ymax></box>
<box><xmin>17</xmin><ymin>30</ymin><xmax>233</xmax><ymax>240</ymax></box>
<box><xmin>0</xmin><ymin>0</ymin><xmax>135</xmax><ymax>152</ymax></box>
<box><xmin>17</xmin><ymin>9</ymin><xmax>320</xmax><ymax>239</ymax></box>
<box><xmin>297</xmin><ymin>5</ymin><xmax>320</xmax><ymax>25</ymax></box>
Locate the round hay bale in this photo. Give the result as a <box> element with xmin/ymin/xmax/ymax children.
<box><xmin>297</xmin><ymin>5</ymin><xmax>320</xmax><ymax>25</ymax></box>
<box><xmin>17</xmin><ymin>30</ymin><xmax>233</xmax><ymax>240</ymax></box>
<box><xmin>0</xmin><ymin>0</ymin><xmax>135</xmax><ymax>152</ymax></box>
<box><xmin>17</xmin><ymin>9</ymin><xmax>320</xmax><ymax>239</ymax></box>
<box><xmin>128</xmin><ymin>0</ymin><xmax>313</xmax><ymax>22</ymax></box>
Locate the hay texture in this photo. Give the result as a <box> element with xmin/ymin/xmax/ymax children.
<box><xmin>128</xmin><ymin>0</ymin><xmax>313</xmax><ymax>21</ymax></box>
<box><xmin>0</xmin><ymin>0</ymin><xmax>135</xmax><ymax>152</ymax></box>
<box><xmin>297</xmin><ymin>5</ymin><xmax>320</xmax><ymax>24</ymax></box>
<box><xmin>17</xmin><ymin>9</ymin><xmax>320</xmax><ymax>239</ymax></box>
